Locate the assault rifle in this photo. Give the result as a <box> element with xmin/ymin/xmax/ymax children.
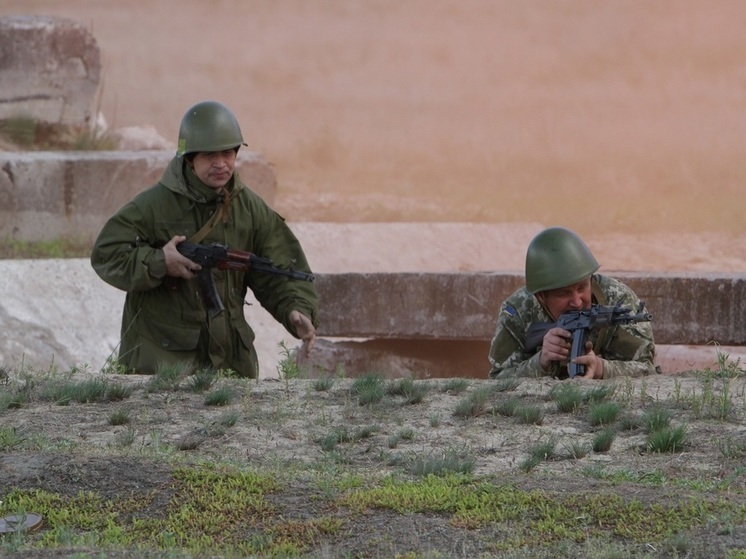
<box><xmin>524</xmin><ymin>302</ymin><xmax>653</xmax><ymax>378</ymax></box>
<box><xmin>176</xmin><ymin>241</ymin><xmax>315</xmax><ymax>318</ymax></box>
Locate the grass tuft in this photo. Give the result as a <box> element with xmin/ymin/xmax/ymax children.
<box><xmin>204</xmin><ymin>387</ymin><xmax>234</xmax><ymax>407</ymax></box>
<box><xmin>514</xmin><ymin>403</ymin><xmax>544</xmax><ymax>425</ymax></box>
<box><xmin>646</xmin><ymin>425</ymin><xmax>687</xmax><ymax>453</ymax></box>
<box><xmin>551</xmin><ymin>383</ymin><xmax>584</xmax><ymax>413</ymax></box>
<box><xmin>406</xmin><ymin>448</ymin><xmax>475</xmax><ymax>477</ymax></box>
<box><xmin>520</xmin><ymin>438</ymin><xmax>557</xmax><ymax>472</ymax></box>
<box><xmin>312</xmin><ymin>377</ymin><xmax>335</xmax><ymax>392</ymax></box>
<box><xmin>588</xmin><ymin>401</ymin><xmax>621</xmax><ymax>427</ymax></box>
<box><xmin>351</xmin><ymin>373</ymin><xmax>386</xmax><ymax>406</ymax></box>
<box><xmin>592</xmin><ymin>428</ymin><xmax>616</xmax><ymax>453</ymax></box>
<box><xmin>147</xmin><ymin>362</ymin><xmax>193</xmax><ymax>392</ymax></box>
<box><xmin>108</xmin><ymin>409</ymin><xmax>132</xmax><ymax>426</ymax></box>
<box><xmin>187</xmin><ymin>369</ymin><xmax>218</xmax><ymax>393</ymax></box>
<box><xmin>439</xmin><ymin>378</ymin><xmax>470</xmax><ymax>394</ymax></box>
<box><xmin>642</xmin><ymin>406</ymin><xmax>672</xmax><ymax>433</ymax></box>
<box><xmin>386</xmin><ymin>377</ymin><xmax>430</xmax><ymax>404</ymax></box>
<box><xmin>453</xmin><ymin>387</ymin><xmax>492</xmax><ymax>418</ymax></box>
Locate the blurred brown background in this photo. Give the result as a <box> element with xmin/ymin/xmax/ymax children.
<box><xmin>3</xmin><ymin>1</ymin><xmax>745</xmax><ymax>259</ymax></box>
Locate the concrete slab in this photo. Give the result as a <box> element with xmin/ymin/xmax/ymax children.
<box><xmin>315</xmin><ymin>272</ymin><xmax>746</xmax><ymax>345</ymax></box>
<box><xmin>1</xmin><ymin>251</ymin><xmax>744</xmax><ymax>379</ymax></box>
<box><xmin>0</xmin><ymin>150</ymin><xmax>277</xmax><ymax>243</ymax></box>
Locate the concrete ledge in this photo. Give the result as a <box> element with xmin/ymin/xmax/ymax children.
<box><xmin>315</xmin><ymin>272</ymin><xmax>746</xmax><ymax>345</ymax></box>
<box><xmin>0</xmin><ymin>261</ymin><xmax>743</xmax><ymax>378</ymax></box>
<box><xmin>0</xmin><ymin>150</ymin><xmax>277</xmax><ymax>243</ymax></box>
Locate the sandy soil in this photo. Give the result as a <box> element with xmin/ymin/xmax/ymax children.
<box><xmin>1</xmin><ymin>372</ymin><xmax>745</xmax><ymax>558</ymax></box>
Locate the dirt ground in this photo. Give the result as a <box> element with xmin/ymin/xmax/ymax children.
<box><xmin>1</xmin><ymin>371</ymin><xmax>745</xmax><ymax>558</ymax></box>
<box><xmin>1</xmin><ymin>2</ymin><xmax>745</xmax><ymax>558</ymax></box>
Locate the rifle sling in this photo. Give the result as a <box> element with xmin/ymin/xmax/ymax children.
<box><xmin>185</xmin><ymin>191</ymin><xmax>230</xmax><ymax>318</ymax></box>
<box><xmin>189</xmin><ymin>189</ymin><xmax>230</xmax><ymax>244</ymax></box>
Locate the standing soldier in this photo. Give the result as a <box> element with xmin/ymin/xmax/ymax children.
<box><xmin>91</xmin><ymin>101</ymin><xmax>318</xmax><ymax>377</ymax></box>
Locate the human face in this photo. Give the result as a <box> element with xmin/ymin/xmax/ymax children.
<box><xmin>535</xmin><ymin>277</ymin><xmax>592</xmax><ymax>320</ymax></box>
<box><xmin>189</xmin><ymin>149</ymin><xmax>237</xmax><ymax>190</ymax></box>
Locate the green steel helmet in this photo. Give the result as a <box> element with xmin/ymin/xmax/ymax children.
<box><xmin>177</xmin><ymin>101</ymin><xmax>246</xmax><ymax>157</ymax></box>
<box><xmin>525</xmin><ymin>227</ymin><xmax>600</xmax><ymax>294</ymax></box>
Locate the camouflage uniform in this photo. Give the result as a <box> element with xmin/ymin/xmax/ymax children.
<box><xmin>488</xmin><ymin>274</ymin><xmax>656</xmax><ymax>379</ymax></box>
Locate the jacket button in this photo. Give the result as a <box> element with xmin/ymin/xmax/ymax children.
<box><xmin>161</xmin><ymin>340</ymin><xmax>170</xmax><ymax>348</ymax></box>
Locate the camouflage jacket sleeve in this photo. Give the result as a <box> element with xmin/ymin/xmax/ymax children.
<box><xmin>593</xmin><ymin>275</ymin><xmax>657</xmax><ymax>379</ymax></box>
<box><xmin>488</xmin><ymin>289</ymin><xmax>556</xmax><ymax>379</ymax></box>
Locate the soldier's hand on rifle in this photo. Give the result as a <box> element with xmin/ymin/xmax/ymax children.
<box><xmin>289</xmin><ymin>310</ymin><xmax>316</xmax><ymax>356</ymax></box>
<box><xmin>163</xmin><ymin>235</ymin><xmax>202</xmax><ymax>279</ymax></box>
<box><xmin>539</xmin><ymin>327</ymin><xmax>572</xmax><ymax>371</ymax></box>
<box><xmin>574</xmin><ymin>341</ymin><xmax>604</xmax><ymax>379</ymax></box>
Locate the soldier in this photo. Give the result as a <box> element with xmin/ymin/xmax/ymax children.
<box><xmin>91</xmin><ymin>101</ymin><xmax>318</xmax><ymax>377</ymax></box>
<box><xmin>488</xmin><ymin>227</ymin><xmax>657</xmax><ymax>379</ymax></box>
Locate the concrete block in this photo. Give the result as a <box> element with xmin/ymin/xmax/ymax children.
<box><xmin>619</xmin><ymin>272</ymin><xmax>746</xmax><ymax>346</ymax></box>
<box><xmin>316</xmin><ymin>272</ymin><xmax>523</xmax><ymax>340</ymax></box>
<box><xmin>316</xmin><ymin>272</ymin><xmax>746</xmax><ymax>345</ymax></box>
<box><xmin>0</xmin><ymin>150</ymin><xmax>277</xmax><ymax>243</ymax></box>
<box><xmin>0</xmin><ymin>15</ymin><xmax>100</xmax><ymax>125</ymax></box>
<box><xmin>0</xmin><ymin>259</ymin><xmax>743</xmax><ymax>378</ymax></box>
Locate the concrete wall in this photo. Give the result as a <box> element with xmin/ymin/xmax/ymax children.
<box><xmin>307</xmin><ymin>272</ymin><xmax>746</xmax><ymax>378</ymax></box>
<box><xmin>0</xmin><ymin>15</ymin><xmax>100</xmax><ymax>125</ymax></box>
<box><xmin>0</xmin><ymin>150</ymin><xmax>277</xmax><ymax>243</ymax></box>
<box><xmin>315</xmin><ymin>272</ymin><xmax>746</xmax><ymax>346</ymax></box>
<box><xmin>1</xmin><ymin>260</ymin><xmax>743</xmax><ymax>379</ymax></box>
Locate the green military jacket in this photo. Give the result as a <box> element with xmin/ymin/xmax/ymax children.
<box><xmin>488</xmin><ymin>274</ymin><xmax>656</xmax><ymax>379</ymax></box>
<box><xmin>91</xmin><ymin>156</ymin><xmax>318</xmax><ymax>377</ymax></box>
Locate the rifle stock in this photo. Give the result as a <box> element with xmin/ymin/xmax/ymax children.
<box><xmin>524</xmin><ymin>322</ymin><xmax>554</xmax><ymax>353</ymax></box>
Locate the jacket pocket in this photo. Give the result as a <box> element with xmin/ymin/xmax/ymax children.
<box><xmin>229</xmin><ymin>318</ymin><xmax>258</xmax><ymax>378</ymax></box>
<box><xmin>140</xmin><ymin>317</ymin><xmax>201</xmax><ymax>351</ymax></box>
<box><xmin>233</xmin><ymin>318</ymin><xmax>256</xmax><ymax>349</ymax></box>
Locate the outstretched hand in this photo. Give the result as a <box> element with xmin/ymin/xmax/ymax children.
<box><xmin>289</xmin><ymin>310</ymin><xmax>316</xmax><ymax>356</ymax></box>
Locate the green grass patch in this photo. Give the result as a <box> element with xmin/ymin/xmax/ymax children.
<box><xmin>0</xmin><ymin>236</ymin><xmax>93</xmax><ymax>259</ymax></box>
<box><xmin>0</xmin><ymin>116</ymin><xmax>117</xmax><ymax>151</ymax></box>
<box><xmin>339</xmin><ymin>473</ymin><xmax>742</xmax><ymax>547</ymax></box>
<box><xmin>386</xmin><ymin>377</ymin><xmax>430</xmax><ymax>404</ymax></box>
<box><xmin>40</xmin><ymin>377</ymin><xmax>132</xmax><ymax>406</ymax></box>
<box><xmin>587</xmin><ymin>401</ymin><xmax>620</xmax><ymax>427</ymax></box>
<box><xmin>646</xmin><ymin>425</ymin><xmax>687</xmax><ymax>454</ymax></box>
<box><xmin>592</xmin><ymin>428</ymin><xmax>616</xmax><ymax>453</ymax></box>
<box><xmin>0</xmin><ymin>464</ymin><xmax>315</xmax><ymax>557</ymax></box>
